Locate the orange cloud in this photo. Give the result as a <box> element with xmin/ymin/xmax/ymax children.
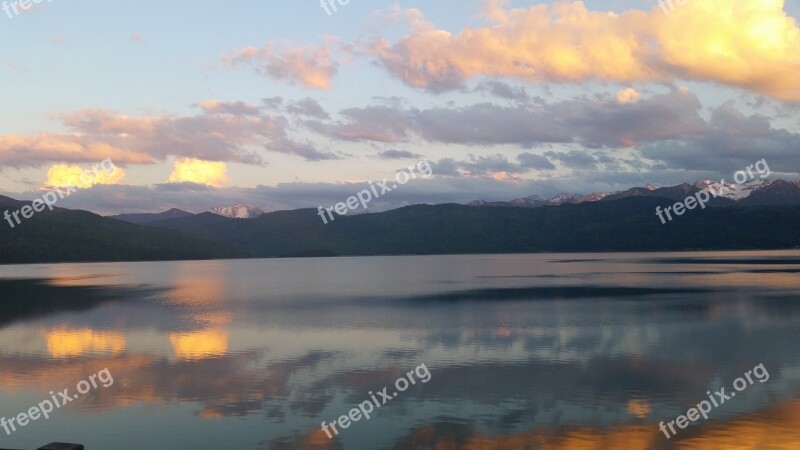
<box><xmin>168</xmin><ymin>158</ymin><xmax>229</xmax><ymax>187</ymax></box>
<box><xmin>224</xmin><ymin>40</ymin><xmax>338</xmax><ymax>90</ymax></box>
<box><xmin>0</xmin><ymin>107</ymin><xmax>283</xmax><ymax>168</ymax></box>
<box><xmin>373</xmin><ymin>0</ymin><xmax>800</xmax><ymax>100</ymax></box>
<box><xmin>0</xmin><ymin>133</ymin><xmax>153</xmax><ymax>167</ymax></box>
<box><xmin>490</xmin><ymin>171</ymin><xmax>521</xmax><ymax>181</ymax></box>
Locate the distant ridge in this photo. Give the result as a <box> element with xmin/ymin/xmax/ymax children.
<box><xmin>468</xmin><ymin>192</ymin><xmax>611</xmax><ymax>208</ymax></box>
<box><xmin>111</xmin><ymin>208</ymin><xmax>195</xmax><ymax>225</ymax></box>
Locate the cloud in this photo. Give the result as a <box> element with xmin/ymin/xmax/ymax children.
<box><xmin>195</xmin><ymin>100</ymin><xmax>261</xmax><ymax>116</ymax></box>
<box><xmin>0</xmin><ymin>103</ymin><xmax>337</xmax><ymax>167</ymax></box>
<box><xmin>475</xmin><ymin>80</ymin><xmax>532</xmax><ymax>103</ymax></box>
<box><xmin>285</xmin><ymin>98</ymin><xmax>329</xmax><ymax>119</ymax></box>
<box><xmin>616</xmin><ymin>88</ymin><xmax>642</xmax><ymax>105</ymax></box>
<box><xmin>370</xmin><ymin>0</ymin><xmax>800</xmax><ymax>101</ymax></box>
<box><xmin>168</xmin><ymin>158</ymin><xmax>229</xmax><ymax>187</ymax></box>
<box><xmin>378</xmin><ymin>149</ymin><xmax>422</xmax><ymax>159</ymax></box>
<box><xmin>429</xmin><ymin>152</ymin><xmax>560</xmax><ymax>179</ymax></box>
<box><xmin>223</xmin><ymin>40</ymin><xmax>338</xmax><ymax>90</ymax></box>
<box><xmin>472</xmin><ymin>154</ymin><xmax>536</xmax><ymax>176</ymax></box>
<box><xmin>518</xmin><ymin>152</ymin><xmax>556</xmax><ymax>170</ymax></box>
<box><xmin>282</xmin><ymin>143</ymin><xmax>341</xmax><ymax>161</ymax></box>
<box><xmin>44</xmin><ymin>163</ymin><xmax>126</xmax><ymax>189</ymax></box>
<box><xmin>321</xmin><ymin>88</ymin><xmax>707</xmax><ymax>148</ymax></box>
<box><xmin>641</xmin><ymin>100</ymin><xmax>800</xmax><ymax>173</ymax></box>
<box><xmin>0</xmin><ymin>133</ymin><xmax>153</xmax><ymax>167</ymax></box>
<box><xmin>544</xmin><ymin>150</ymin><xmax>599</xmax><ymax>170</ymax></box>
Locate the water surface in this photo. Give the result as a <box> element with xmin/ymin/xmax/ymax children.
<box><xmin>1</xmin><ymin>251</ymin><xmax>800</xmax><ymax>449</ymax></box>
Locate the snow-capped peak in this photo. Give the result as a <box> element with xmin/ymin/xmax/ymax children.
<box><xmin>209</xmin><ymin>204</ymin><xmax>265</xmax><ymax>219</ymax></box>
<box><xmin>693</xmin><ymin>179</ymin><xmax>770</xmax><ymax>200</ymax></box>
<box><xmin>548</xmin><ymin>193</ymin><xmax>579</xmax><ymax>205</ymax></box>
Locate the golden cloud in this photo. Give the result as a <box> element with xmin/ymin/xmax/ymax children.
<box><xmin>44</xmin><ymin>162</ymin><xmax>125</xmax><ymax>189</ymax></box>
<box><xmin>168</xmin><ymin>158</ymin><xmax>229</xmax><ymax>187</ymax></box>
<box><xmin>374</xmin><ymin>0</ymin><xmax>800</xmax><ymax>100</ymax></box>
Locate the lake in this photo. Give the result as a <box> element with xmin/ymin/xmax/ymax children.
<box><xmin>1</xmin><ymin>251</ymin><xmax>799</xmax><ymax>449</ymax></box>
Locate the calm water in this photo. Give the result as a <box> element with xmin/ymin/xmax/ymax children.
<box><xmin>1</xmin><ymin>251</ymin><xmax>800</xmax><ymax>449</ymax></box>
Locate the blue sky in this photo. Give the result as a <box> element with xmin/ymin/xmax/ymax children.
<box><xmin>1</xmin><ymin>0</ymin><xmax>799</xmax><ymax>214</ymax></box>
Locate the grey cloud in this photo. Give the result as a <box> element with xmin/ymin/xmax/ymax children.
<box><xmin>641</xmin><ymin>101</ymin><xmax>800</xmax><ymax>174</ymax></box>
<box><xmin>318</xmin><ymin>89</ymin><xmax>707</xmax><ymax>149</ymax></box>
<box><xmin>475</xmin><ymin>81</ymin><xmax>531</xmax><ymax>102</ymax></box>
<box><xmin>262</xmin><ymin>96</ymin><xmax>284</xmax><ymax>109</ymax></box>
<box><xmin>378</xmin><ymin>149</ymin><xmax>422</xmax><ymax>159</ymax></box>
<box><xmin>543</xmin><ymin>151</ymin><xmax>599</xmax><ymax>170</ymax></box>
<box><xmin>430</xmin><ymin>153</ymin><xmax>556</xmax><ymax>177</ymax></box>
<box><xmin>286</xmin><ymin>98</ymin><xmax>329</xmax><ymax>119</ymax></box>
<box><xmin>518</xmin><ymin>152</ymin><xmax>556</xmax><ymax>170</ymax></box>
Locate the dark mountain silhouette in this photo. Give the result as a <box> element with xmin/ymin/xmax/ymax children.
<box><xmin>0</xmin><ymin>200</ymin><xmax>241</xmax><ymax>264</ymax></box>
<box><xmin>0</xmin><ymin>195</ymin><xmax>27</xmax><ymax>209</ymax></box>
<box><xmin>149</xmin><ymin>197</ymin><xmax>800</xmax><ymax>257</ymax></box>
<box><xmin>1</xmin><ymin>191</ymin><xmax>799</xmax><ymax>264</ymax></box>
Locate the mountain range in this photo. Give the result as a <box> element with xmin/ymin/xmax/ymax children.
<box><xmin>1</xmin><ymin>178</ymin><xmax>799</xmax><ymax>264</ymax></box>
<box><xmin>469</xmin><ymin>179</ymin><xmax>800</xmax><ymax>208</ymax></box>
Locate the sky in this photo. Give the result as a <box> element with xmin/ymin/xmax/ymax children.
<box><xmin>1</xmin><ymin>0</ymin><xmax>799</xmax><ymax>214</ymax></box>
